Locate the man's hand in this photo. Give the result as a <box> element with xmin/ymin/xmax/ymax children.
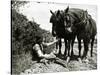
<box><xmin>48</xmin><ymin>53</ymin><xmax>56</xmax><ymax>58</ymax></box>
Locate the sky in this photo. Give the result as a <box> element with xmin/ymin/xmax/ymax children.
<box><xmin>19</xmin><ymin>1</ymin><xmax>97</xmax><ymax>32</ymax></box>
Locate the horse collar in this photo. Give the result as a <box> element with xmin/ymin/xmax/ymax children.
<box><xmin>75</xmin><ymin>12</ymin><xmax>87</xmax><ymax>26</ymax></box>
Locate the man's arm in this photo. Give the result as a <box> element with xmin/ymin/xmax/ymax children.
<box><xmin>33</xmin><ymin>44</ymin><xmax>56</xmax><ymax>59</ymax></box>
<box><xmin>37</xmin><ymin>50</ymin><xmax>50</xmax><ymax>58</ymax></box>
<box><xmin>42</xmin><ymin>40</ymin><xmax>58</xmax><ymax>47</ymax></box>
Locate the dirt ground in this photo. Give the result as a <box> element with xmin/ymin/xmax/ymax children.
<box><xmin>20</xmin><ymin>43</ymin><xmax>97</xmax><ymax>75</ymax></box>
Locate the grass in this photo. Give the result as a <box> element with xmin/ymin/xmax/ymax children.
<box><xmin>11</xmin><ymin>40</ymin><xmax>56</xmax><ymax>75</ymax></box>
<box><xmin>12</xmin><ymin>42</ymin><xmax>97</xmax><ymax>74</ymax></box>
<box><xmin>12</xmin><ymin>52</ymin><xmax>34</xmax><ymax>74</ymax></box>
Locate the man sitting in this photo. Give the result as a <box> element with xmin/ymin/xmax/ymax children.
<box><xmin>32</xmin><ymin>35</ymin><xmax>68</xmax><ymax>68</ymax></box>
<box><xmin>32</xmin><ymin>35</ymin><xmax>57</xmax><ymax>63</ymax></box>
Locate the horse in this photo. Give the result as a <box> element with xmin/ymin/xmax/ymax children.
<box><xmin>50</xmin><ymin>10</ymin><xmax>63</xmax><ymax>56</ymax></box>
<box><xmin>50</xmin><ymin>9</ymin><xmax>76</xmax><ymax>61</ymax></box>
<box><xmin>63</xmin><ymin>6</ymin><xmax>97</xmax><ymax>59</ymax></box>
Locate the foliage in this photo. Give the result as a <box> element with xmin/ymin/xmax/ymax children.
<box><xmin>12</xmin><ymin>9</ymin><xmax>49</xmax><ymax>55</ymax></box>
<box><xmin>11</xmin><ymin>0</ymin><xmax>29</xmax><ymax>11</ymax></box>
<box><xmin>11</xmin><ymin>1</ymin><xmax>54</xmax><ymax>74</ymax></box>
<box><xmin>12</xmin><ymin>7</ymin><xmax>54</xmax><ymax>74</ymax></box>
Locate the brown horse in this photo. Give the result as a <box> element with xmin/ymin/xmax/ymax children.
<box><xmin>50</xmin><ymin>9</ymin><xmax>76</xmax><ymax>60</ymax></box>
<box><xmin>50</xmin><ymin>10</ymin><xmax>64</xmax><ymax>56</ymax></box>
<box><xmin>63</xmin><ymin>7</ymin><xmax>97</xmax><ymax>59</ymax></box>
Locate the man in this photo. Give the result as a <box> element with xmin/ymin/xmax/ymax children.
<box><xmin>32</xmin><ymin>35</ymin><xmax>68</xmax><ymax>67</ymax></box>
<box><xmin>32</xmin><ymin>35</ymin><xmax>57</xmax><ymax>61</ymax></box>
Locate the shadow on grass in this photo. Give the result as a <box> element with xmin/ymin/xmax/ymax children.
<box><xmin>70</xmin><ymin>55</ymin><xmax>80</xmax><ymax>61</ymax></box>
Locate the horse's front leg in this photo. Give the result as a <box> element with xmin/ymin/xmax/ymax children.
<box><xmin>58</xmin><ymin>38</ymin><xmax>62</xmax><ymax>55</ymax></box>
<box><xmin>66</xmin><ymin>40</ymin><xmax>71</xmax><ymax>63</ymax></box>
<box><xmin>71</xmin><ymin>35</ymin><xmax>76</xmax><ymax>57</ymax></box>
<box><xmin>55</xmin><ymin>37</ymin><xmax>59</xmax><ymax>54</ymax></box>
<box><xmin>64</xmin><ymin>38</ymin><xmax>67</xmax><ymax>56</ymax></box>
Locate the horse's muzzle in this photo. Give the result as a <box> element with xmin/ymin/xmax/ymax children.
<box><xmin>52</xmin><ymin>31</ymin><xmax>56</xmax><ymax>37</ymax></box>
<box><xmin>66</xmin><ymin>27</ymin><xmax>72</xmax><ymax>33</ymax></box>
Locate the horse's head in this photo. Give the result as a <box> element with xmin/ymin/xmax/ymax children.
<box><xmin>50</xmin><ymin>10</ymin><xmax>64</xmax><ymax>36</ymax></box>
<box><xmin>50</xmin><ymin>10</ymin><xmax>57</xmax><ymax>36</ymax></box>
<box><xmin>63</xmin><ymin>7</ymin><xmax>90</xmax><ymax>33</ymax></box>
<box><xmin>63</xmin><ymin>6</ymin><xmax>75</xmax><ymax>33</ymax></box>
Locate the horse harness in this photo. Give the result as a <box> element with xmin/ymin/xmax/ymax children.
<box><xmin>66</xmin><ymin>11</ymin><xmax>88</xmax><ymax>27</ymax></box>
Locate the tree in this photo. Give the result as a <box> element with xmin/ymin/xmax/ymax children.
<box><xmin>11</xmin><ymin>0</ymin><xmax>29</xmax><ymax>11</ymax></box>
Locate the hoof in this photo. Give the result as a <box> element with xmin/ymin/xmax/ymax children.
<box><xmin>82</xmin><ymin>58</ymin><xmax>89</xmax><ymax>64</ymax></box>
<box><xmin>64</xmin><ymin>52</ymin><xmax>67</xmax><ymax>56</ymax></box>
<box><xmin>91</xmin><ymin>54</ymin><xmax>93</xmax><ymax>57</ymax></box>
<box><xmin>53</xmin><ymin>51</ymin><xmax>58</xmax><ymax>55</ymax></box>
<box><xmin>58</xmin><ymin>52</ymin><xmax>62</xmax><ymax>56</ymax></box>
<box><xmin>82</xmin><ymin>56</ymin><xmax>89</xmax><ymax>63</ymax></box>
<box><xmin>66</xmin><ymin>56</ymin><xmax>70</xmax><ymax>63</ymax></box>
<box><xmin>78</xmin><ymin>57</ymin><xmax>82</xmax><ymax>63</ymax></box>
<box><xmin>71</xmin><ymin>54</ymin><xmax>74</xmax><ymax>58</ymax></box>
<box><xmin>82</xmin><ymin>56</ymin><xmax>85</xmax><ymax>59</ymax></box>
<box><xmin>58</xmin><ymin>54</ymin><xmax>62</xmax><ymax>58</ymax></box>
<box><xmin>71</xmin><ymin>52</ymin><xmax>74</xmax><ymax>57</ymax></box>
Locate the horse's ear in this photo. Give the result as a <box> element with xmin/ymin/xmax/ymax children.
<box><xmin>50</xmin><ymin>10</ymin><xmax>54</xmax><ymax>15</ymax></box>
<box><xmin>57</xmin><ymin>10</ymin><xmax>60</xmax><ymax>16</ymax></box>
<box><xmin>65</xmin><ymin>6</ymin><xmax>69</xmax><ymax>13</ymax></box>
<box><xmin>84</xmin><ymin>9</ymin><xmax>88</xmax><ymax>13</ymax></box>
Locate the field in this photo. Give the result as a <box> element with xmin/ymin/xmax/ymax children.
<box><xmin>19</xmin><ymin>42</ymin><xmax>97</xmax><ymax>74</ymax></box>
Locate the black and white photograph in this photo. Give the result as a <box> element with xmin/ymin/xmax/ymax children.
<box><xmin>11</xmin><ymin>0</ymin><xmax>97</xmax><ymax>75</ymax></box>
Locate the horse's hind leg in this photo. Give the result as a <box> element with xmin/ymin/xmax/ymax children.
<box><xmin>78</xmin><ymin>40</ymin><xmax>82</xmax><ymax>57</ymax></box>
<box><xmin>91</xmin><ymin>37</ymin><xmax>95</xmax><ymax>57</ymax></box>
<box><xmin>77</xmin><ymin>36</ymin><xmax>82</xmax><ymax>58</ymax></box>
<box><xmin>65</xmin><ymin>40</ymin><xmax>71</xmax><ymax>63</ymax></box>
<box><xmin>83</xmin><ymin>39</ymin><xmax>90</xmax><ymax>59</ymax></box>
<box><xmin>77</xmin><ymin>38</ymin><xmax>82</xmax><ymax>63</ymax></box>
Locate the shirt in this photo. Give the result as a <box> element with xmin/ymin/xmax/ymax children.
<box><xmin>33</xmin><ymin>44</ymin><xmax>44</xmax><ymax>58</ymax></box>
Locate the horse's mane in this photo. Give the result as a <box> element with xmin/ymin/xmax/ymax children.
<box><xmin>69</xmin><ymin>8</ymin><xmax>84</xmax><ymax>21</ymax></box>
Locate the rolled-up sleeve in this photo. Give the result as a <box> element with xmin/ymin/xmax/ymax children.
<box><xmin>37</xmin><ymin>50</ymin><xmax>44</xmax><ymax>57</ymax></box>
<box><xmin>33</xmin><ymin>44</ymin><xmax>43</xmax><ymax>57</ymax></box>
<box><xmin>33</xmin><ymin>44</ymin><xmax>53</xmax><ymax>59</ymax></box>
